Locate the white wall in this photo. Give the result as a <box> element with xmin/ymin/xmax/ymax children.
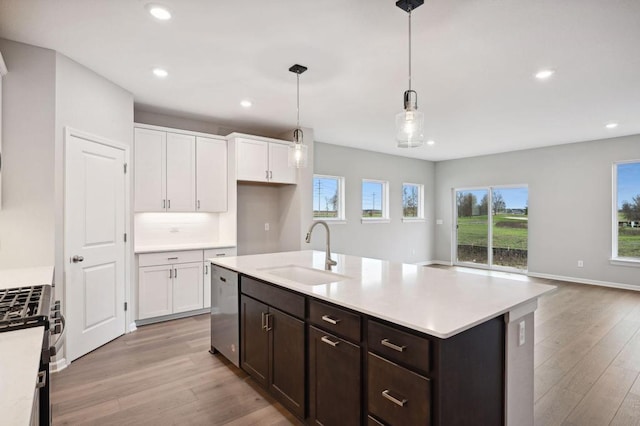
<box><xmin>434</xmin><ymin>134</ymin><xmax>640</xmax><ymax>287</ymax></box>
<box><xmin>0</xmin><ymin>39</ymin><xmax>56</xmax><ymax>269</ymax></box>
<box><xmin>313</xmin><ymin>142</ymin><xmax>436</xmax><ymax>264</ymax></box>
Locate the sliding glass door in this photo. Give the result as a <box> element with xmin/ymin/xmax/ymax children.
<box><xmin>455</xmin><ymin>186</ymin><xmax>528</xmax><ymax>271</ymax></box>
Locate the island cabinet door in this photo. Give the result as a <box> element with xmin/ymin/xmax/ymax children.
<box><xmin>269</xmin><ymin>307</ymin><xmax>305</xmax><ymax>419</ymax></box>
<box><xmin>240</xmin><ymin>295</ymin><xmax>269</xmax><ymax>387</ymax></box>
<box><xmin>308</xmin><ymin>326</ymin><xmax>361</xmax><ymax>426</ymax></box>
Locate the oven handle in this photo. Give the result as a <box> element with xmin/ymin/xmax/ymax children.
<box><xmin>50</xmin><ymin>314</ymin><xmax>66</xmax><ymax>357</ymax></box>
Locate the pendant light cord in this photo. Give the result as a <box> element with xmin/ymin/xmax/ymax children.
<box><xmin>296</xmin><ymin>73</ymin><xmax>301</xmax><ymax>129</ymax></box>
<box><xmin>408</xmin><ymin>7</ymin><xmax>412</xmax><ymax>91</ymax></box>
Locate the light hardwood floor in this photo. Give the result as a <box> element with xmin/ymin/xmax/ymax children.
<box><xmin>51</xmin><ymin>273</ymin><xmax>640</xmax><ymax>425</ymax></box>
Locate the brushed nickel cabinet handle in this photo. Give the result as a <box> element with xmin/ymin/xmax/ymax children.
<box><xmin>168</xmin><ymin>199</ymin><xmax>171</xmax><ymax>209</ymax></box>
<box><xmin>169</xmin><ymin>269</ymin><xmax>173</xmax><ymax>279</ymax></box>
<box><xmin>261</xmin><ymin>312</ymin><xmax>267</xmax><ymax>330</ymax></box>
<box><xmin>204</xmin><ymin>264</ymin><xmax>208</xmax><ymax>274</ymax></box>
<box><xmin>266</xmin><ymin>313</ymin><xmax>273</xmax><ymax>331</ymax></box>
<box><xmin>163</xmin><ymin>199</ymin><xmax>166</xmax><ymax>209</ymax></box>
<box><xmin>321</xmin><ymin>336</ymin><xmax>339</xmax><ymax>347</ymax></box>
<box><xmin>382</xmin><ymin>389</ymin><xmax>407</xmax><ymax>407</ymax></box>
<box><xmin>266</xmin><ymin>170</ymin><xmax>269</xmax><ymax>180</ymax></box>
<box><xmin>321</xmin><ymin>314</ymin><xmax>340</xmax><ymax>325</ymax></box>
<box><xmin>270</xmin><ymin>171</ymin><xmax>273</xmax><ymax>179</ymax></box>
<box><xmin>197</xmin><ymin>200</ymin><xmax>200</xmax><ymax>209</ymax></box>
<box><xmin>167</xmin><ymin>257</ymin><xmax>178</xmax><ymax>260</ymax></box>
<box><xmin>35</xmin><ymin>371</ymin><xmax>47</xmax><ymax>389</ymax></box>
<box><xmin>381</xmin><ymin>338</ymin><xmax>407</xmax><ymax>352</ymax></box>
<box><xmin>174</xmin><ymin>268</ymin><xmax>177</xmax><ymax>278</ymax></box>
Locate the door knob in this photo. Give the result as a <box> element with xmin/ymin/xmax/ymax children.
<box><xmin>71</xmin><ymin>255</ymin><xmax>84</xmax><ymax>263</ymax></box>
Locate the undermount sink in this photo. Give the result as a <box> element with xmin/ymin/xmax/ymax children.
<box><xmin>258</xmin><ymin>265</ymin><xmax>351</xmax><ymax>286</ymax></box>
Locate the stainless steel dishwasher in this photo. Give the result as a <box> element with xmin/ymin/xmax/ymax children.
<box><xmin>210</xmin><ymin>264</ymin><xmax>239</xmax><ymax>367</ymax></box>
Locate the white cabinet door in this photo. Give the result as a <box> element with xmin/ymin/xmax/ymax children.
<box><xmin>166</xmin><ymin>132</ymin><xmax>196</xmax><ymax>211</ymax></box>
<box><xmin>196</xmin><ymin>137</ymin><xmax>227</xmax><ymax>212</ymax></box>
<box><xmin>269</xmin><ymin>142</ymin><xmax>296</xmax><ymax>184</ymax></box>
<box><xmin>173</xmin><ymin>261</ymin><xmax>204</xmax><ymax>313</ymax></box>
<box><xmin>237</xmin><ymin>138</ymin><xmax>268</xmax><ymax>182</ymax></box>
<box><xmin>203</xmin><ymin>261</ymin><xmax>211</xmax><ymax>309</ymax></box>
<box><xmin>138</xmin><ymin>265</ymin><xmax>172</xmax><ymax>319</ymax></box>
<box><xmin>134</xmin><ymin>128</ymin><xmax>166</xmax><ymax>212</ymax></box>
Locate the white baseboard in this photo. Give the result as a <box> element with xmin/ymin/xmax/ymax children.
<box><xmin>50</xmin><ymin>357</ymin><xmax>68</xmax><ymax>373</ymax></box>
<box><xmin>527</xmin><ymin>271</ymin><xmax>640</xmax><ymax>292</ymax></box>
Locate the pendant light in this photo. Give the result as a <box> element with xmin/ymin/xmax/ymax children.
<box><xmin>288</xmin><ymin>64</ymin><xmax>308</xmax><ymax>168</ymax></box>
<box><xmin>395</xmin><ymin>0</ymin><xmax>425</xmax><ymax>148</ymax></box>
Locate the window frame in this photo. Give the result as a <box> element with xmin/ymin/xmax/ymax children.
<box><xmin>361</xmin><ymin>179</ymin><xmax>390</xmax><ymax>223</ymax></box>
<box><xmin>312</xmin><ymin>174</ymin><xmax>346</xmax><ymax>222</ymax></box>
<box><xmin>611</xmin><ymin>160</ymin><xmax>640</xmax><ymax>266</ymax></box>
<box><xmin>402</xmin><ymin>182</ymin><xmax>425</xmax><ymax>222</ymax></box>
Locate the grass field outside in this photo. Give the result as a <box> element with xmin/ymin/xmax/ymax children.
<box><xmin>457</xmin><ymin>214</ymin><xmax>528</xmax><ymax>268</ymax></box>
<box><xmin>619</xmin><ymin>227</ymin><xmax>640</xmax><ymax>257</ymax></box>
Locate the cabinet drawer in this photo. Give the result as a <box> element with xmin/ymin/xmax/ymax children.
<box><xmin>139</xmin><ymin>250</ymin><xmax>203</xmax><ymax>267</ymax></box>
<box><xmin>241</xmin><ymin>276</ymin><xmax>304</xmax><ymax>319</ymax></box>
<box><xmin>367</xmin><ymin>353</ymin><xmax>431</xmax><ymax>426</ymax></box>
<box><xmin>204</xmin><ymin>247</ymin><xmax>237</xmax><ymax>259</ymax></box>
<box><xmin>368</xmin><ymin>320</ymin><xmax>430</xmax><ymax>375</ymax></box>
<box><xmin>309</xmin><ymin>299</ymin><xmax>361</xmax><ymax>342</ymax></box>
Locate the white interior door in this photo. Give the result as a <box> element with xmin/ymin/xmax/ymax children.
<box><xmin>65</xmin><ymin>130</ymin><xmax>127</xmax><ymax>362</ymax></box>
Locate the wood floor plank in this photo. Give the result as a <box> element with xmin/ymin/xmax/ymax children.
<box><xmin>562</xmin><ymin>366</ymin><xmax>638</xmax><ymax>426</ymax></box>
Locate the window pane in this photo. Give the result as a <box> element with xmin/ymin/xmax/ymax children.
<box><xmin>362</xmin><ymin>181</ymin><xmax>383</xmax><ymax>217</ymax></box>
<box><xmin>403</xmin><ymin>184</ymin><xmax>419</xmax><ymax>217</ymax></box>
<box><xmin>313</xmin><ymin>177</ymin><xmax>339</xmax><ymax>218</ymax></box>
<box><xmin>617</xmin><ymin>162</ymin><xmax>640</xmax><ymax>258</ymax></box>
<box><xmin>492</xmin><ymin>187</ymin><xmax>528</xmax><ymax>269</ymax></box>
<box><xmin>456</xmin><ymin>189</ymin><xmax>489</xmax><ymax>264</ymax></box>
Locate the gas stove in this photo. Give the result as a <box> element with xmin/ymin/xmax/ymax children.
<box><xmin>0</xmin><ymin>284</ymin><xmax>62</xmax><ymax>426</ymax></box>
<box><xmin>0</xmin><ymin>285</ymin><xmax>52</xmax><ymax>331</ymax></box>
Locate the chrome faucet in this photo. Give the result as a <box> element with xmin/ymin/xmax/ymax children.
<box><xmin>305</xmin><ymin>220</ymin><xmax>337</xmax><ymax>270</ymax></box>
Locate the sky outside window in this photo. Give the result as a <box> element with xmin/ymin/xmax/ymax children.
<box><xmin>313</xmin><ymin>176</ymin><xmax>339</xmax><ymax>218</ymax></box>
<box><xmin>362</xmin><ymin>181</ymin><xmax>383</xmax><ymax>217</ymax></box>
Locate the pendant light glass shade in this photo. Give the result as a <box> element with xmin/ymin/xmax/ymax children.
<box><xmin>396</xmin><ymin>90</ymin><xmax>424</xmax><ymax>147</ymax></box>
<box><xmin>288</xmin><ymin>129</ymin><xmax>308</xmax><ymax>168</ymax></box>
<box><xmin>288</xmin><ymin>64</ymin><xmax>308</xmax><ymax>168</ymax></box>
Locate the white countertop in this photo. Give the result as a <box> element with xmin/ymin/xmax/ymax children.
<box><xmin>0</xmin><ymin>266</ymin><xmax>54</xmax><ymax>425</ymax></box>
<box><xmin>209</xmin><ymin>251</ymin><xmax>555</xmax><ymax>339</ymax></box>
<box><xmin>0</xmin><ymin>327</ymin><xmax>44</xmax><ymax>426</ymax></box>
<box><xmin>135</xmin><ymin>242</ymin><xmax>236</xmax><ymax>254</ymax></box>
<box><xmin>0</xmin><ymin>266</ymin><xmax>54</xmax><ymax>290</ymax></box>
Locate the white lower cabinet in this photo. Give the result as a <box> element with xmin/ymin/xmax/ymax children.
<box><xmin>138</xmin><ymin>247</ymin><xmax>236</xmax><ymax>320</ymax></box>
<box><xmin>173</xmin><ymin>261</ymin><xmax>204</xmax><ymax>313</ymax></box>
<box><xmin>138</xmin><ymin>264</ymin><xmax>173</xmax><ymax>319</ymax></box>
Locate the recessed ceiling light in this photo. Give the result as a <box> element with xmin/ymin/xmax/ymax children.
<box><xmin>146</xmin><ymin>4</ymin><xmax>172</xmax><ymax>20</ymax></box>
<box><xmin>152</xmin><ymin>68</ymin><xmax>168</xmax><ymax>78</ymax></box>
<box><xmin>605</xmin><ymin>122</ymin><xmax>618</xmax><ymax>129</ymax></box>
<box><xmin>535</xmin><ymin>69</ymin><xmax>555</xmax><ymax>80</ymax></box>
<box><xmin>426</xmin><ymin>140</ymin><xmax>435</xmax><ymax>146</ymax></box>
<box><xmin>240</xmin><ymin>100</ymin><xmax>252</xmax><ymax>108</ymax></box>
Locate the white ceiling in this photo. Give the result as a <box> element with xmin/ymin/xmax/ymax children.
<box><xmin>1</xmin><ymin>0</ymin><xmax>639</xmax><ymax>161</ymax></box>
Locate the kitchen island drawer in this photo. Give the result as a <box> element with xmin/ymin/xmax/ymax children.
<box><xmin>368</xmin><ymin>352</ymin><xmax>430</xmax><ymax>426</ymax></box>
<box><xmin>368</xmin><ymin>320</ymin><xmax>430</xmax><ymax>375</ymax></box>
<box><xmin>139</xmin><ymin>250</ymin><xmax>203</xmax><ymax>267</ymax></box>
<box><xmin>309</xmin><ymin>299</ymin><xmax>361</xmax><ymax>342</ymax></box>
<box><xmin>241</xmin><ymin>276</ymin><xmax>305</xmax><ymax>319</ymax></box>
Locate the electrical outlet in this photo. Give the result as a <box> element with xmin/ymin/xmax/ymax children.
<box><xmin>169</xmin><ymin>227</ymin><xmax>179</xmax><ymax>233</ymax></box>
<box><xmin>518</xmin><ymin>321</ymin><xmax>526</xmax><ymax>346</ymax></box>
<box><xmin>436</xmin><ymin>219</ymin><xmax>444</xmax><ymax>225</ymax></box>
<box><xmin>264</xmin><ymin>223</ymin><xmax>270</xmax><ymax>231</ymax></box>
<box><xmin>577</xmin><ymin>260</ymin><xmax>584</xmax><ymax>267</ymax></box>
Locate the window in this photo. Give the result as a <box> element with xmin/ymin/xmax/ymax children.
<box><xmin>362</xmin><ymin>179</ymin><xmax>389</xmax><ymax>222</ymax></box>
<box><xmin>613</xmin><ymin>161</ymin><xmax>640</xmax><ymax>261</ymax></box>
<box><xmin>312</xmin><ymin>175</ymin><xmax>345</xmax><ymax>221</ymax></box>
<box><xmin>402</xmin><ymin>183</ymin><xmax>424</xmax><ymax>220</ymax></box>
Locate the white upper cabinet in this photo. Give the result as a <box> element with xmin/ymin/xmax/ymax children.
<box><xmin>134</xmin><ymin>125</ymin><xmax>228</xmax><ymax>212</ymax></box>
<box><xmin>268</xmin><ymin>142</ymin><xmax>296</xmax><ymax>184</ymax></box>
<box><xmin>235</xmin><ymin>137</ymin><xmax>296</xmax><ymax>184</ymax></box>
<box><xmin>237</xmin><ymin>138</ymin><xmax>269</xmax><ymax>182</ymax></box>
<box><xmin>196</xmin><ymin>137</ymin><xmax>227</xmax><ymax>212</ymax></box>
<box><xmin>134</xmin><ymin>127</ymin><xmax>166</xmax><ymax>212</ymax></box>
<box><xmin>166</xmin><ymin>132</ymin><xmax>196</xmax><ymax>212</ymax></box>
